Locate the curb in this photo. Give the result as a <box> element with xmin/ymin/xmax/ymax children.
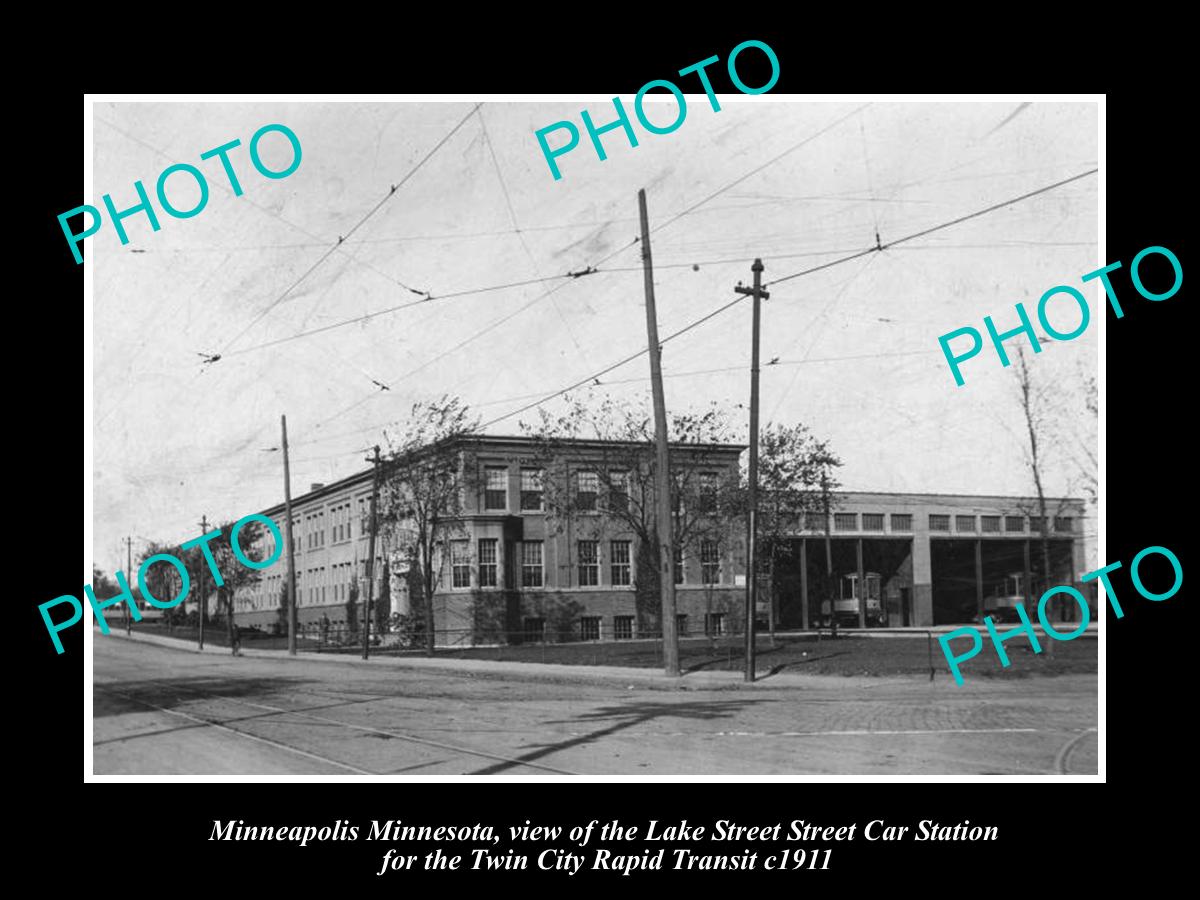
<box><xmin>100</xmin><ymin>628</ymin><xmax>971</xmax><ymax>692</ymax></box>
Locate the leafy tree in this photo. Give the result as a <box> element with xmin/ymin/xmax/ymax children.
<box><xmin>735</xmin><ymin>424</ymin><xmax>843</xmax><ymax>633</ymax></box>
<box><xmin>378</xmin><ymin>396</ymin><xmax>479</xmax><ymax>653</ymax></box>
<box><xmin>208</xmin><ymin>519</ymin><xmax>268</xmax><ymax>640</ymax></box>
<box><xmin>138</xmin><ymin>541</ymin><xmax>185</xmax><ymax>629</ymax></box>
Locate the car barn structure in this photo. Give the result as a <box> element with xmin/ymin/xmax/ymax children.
<box><xmin>231</xmin><ymin>435</ymin><xmax>1088</xmax><ymax>644</ymax></box>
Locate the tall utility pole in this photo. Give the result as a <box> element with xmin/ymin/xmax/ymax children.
<box><xmin>125</xmin><ymin>536</ymin><xmax>133</xmax><ymax>635</ymax></box>
<box><xmin>197</xmin><ymin>514</ymin><xmax>208</xmax><ymax>650</ymax></box>
<box><xmin>735</xmin><ymin>260</ymin><xmax>770</xmax><ymax>683</ymax></box>
<box><xmin>638</xmin><ymin>188</ymin><xmax>679</xmax><ymax>678</ymax></box>
<box><xmin>363</xmin><ymin>445</ymin><xmax>381</xmax><ymax>661</ymax></box>
<box><xmin>282</xmin><ymin>415</ymin><xmax>298</xmax><ymax>656</ymax></box>
<box><xmin>823</xmin><ymin>469</ymin><xmax>837</xmax><ymax>639</ymax></box>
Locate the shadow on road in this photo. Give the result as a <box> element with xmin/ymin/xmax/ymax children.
<box><xmin>468</xmin><ymin>698</ymin><xmax>765</xmax><ymax>775</ymax></box>
<box><xmin>93</xmin><ymin>675</ymin><xmax>312</xmax><ymax>718</ymax></box>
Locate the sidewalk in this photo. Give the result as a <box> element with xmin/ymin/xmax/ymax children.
<box><xmin>100</xmin><ymin>628</ymin><xmax>970</xmax><ymax>692</ymax></box>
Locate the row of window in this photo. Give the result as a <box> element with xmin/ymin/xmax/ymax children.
<box><xmin>523</xmin><ymin>612</ymin><xmax>727</xmax><ymax>642</ymax></box>
<box><xmin>447</xmin><ymin>538</ymin><xmax>724</xmax><ymax>589</ymax></box>
<box><xmin>927</xmin><ymin>514</ymin><xmax>1074</xmax><ymax>534</ymax></box>
<box><xmin>240</xmin><ymin>558</ymin><xmax>384</xmax><ymax>611</ymax></box>
<box><xmin>482</xmin><ymin>466</ymin><xmax>723</xmax><ymax>514</ymax></box>
<box><xmin>814</xmin><ymin>512</ymin><xmax>1076</xmax><ymax>534</ymax></box>
<box><xmin>287</xmin><ymin>495</ymin><xmax>375</xmax><ymax>556</ymax></box>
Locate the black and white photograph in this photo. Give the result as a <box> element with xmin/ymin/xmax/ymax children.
<box><xmin>84</xmin><ymin>97</ymin><xmax>1100</xmax><ymax>778</ymax></box>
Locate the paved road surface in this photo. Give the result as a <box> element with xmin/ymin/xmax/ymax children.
<box><xmin>93</xmin><ymin>637</ymin><xmax>1098</xmax><ymax>776</ymax></box>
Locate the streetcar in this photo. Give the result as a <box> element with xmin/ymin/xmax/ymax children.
<box><xmin>983</xmin><ymin>572</ymin><xmax>1028</xmax><ymax>623</ymax></box>
<box><xmin>820</xmin><ymin>571</ymin><xmax>886</xmax><ymax>628</ymax></box>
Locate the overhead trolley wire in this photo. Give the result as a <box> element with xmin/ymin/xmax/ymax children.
<box><xmin>216</xmin><ymin>103</ymin><xmax>483</xmax><ymax>355</ymax></box>
<box><xmin>476</xmin><ymin>167</ymin><xmax>1100</xmax><ymax>431</ymax></box>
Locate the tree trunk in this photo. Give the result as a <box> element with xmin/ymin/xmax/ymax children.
<box><xmin>635</xmin><ymin>533</ymin><xmax>661</xmax><ymax>635</ymax></box>
<box><xmin>423</xmin><ymin>564</ymin><xmax>436</xmax><ymax>654</ymax></box>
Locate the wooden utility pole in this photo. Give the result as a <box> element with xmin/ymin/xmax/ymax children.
<box><xmin>282</xmin><ymin>415</ymin><xmax>298</xmax><ymax>656</ymax></box>
<box><xmin>638</xmin><ymin>188</ymin><xmax>679</xmax><ymax>678</ymax></box>
<box><xmin>363</xmin><ymin>445</ymin><xmax>381</xmax><ymax>660</ymax></box>
<box><xmin>823</xmin><ymin>470</ymin><xmax>837</xmax><ymax>639</ymax></box>
<box><xmin>197</xmin><ymin>514</ymin><xmax>207</xmax><ymax>650</ymax></box>
<box><xmin>735</xmin><ymin>259</ymin><xmax>769</xmax><ymax>682</ymax></box>
<box><xmin>125</xmin><ymin>536</ymin><xmax>133</xmax><ymax>635</ymax></box>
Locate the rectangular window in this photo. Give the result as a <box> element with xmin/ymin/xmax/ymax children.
<box><xmin>862</xmin><ymin>513</ymin><xmax>884</xmax><ymax>531</ymax></box>
<box><xmin>578</xmin><ymin>540</ymin><xmax>599</xmax><ymax>586</ymax></box>
<box><xmin>450</xmin><ymin>540</ymin><xmax>471</xmax><ymax>588</ymax></box>
<box><xmin>523</xmin><ymin>617</ymin><xmax>545</xmax><ymax>643</ymax></box>
<box><xmin>1005</xmin><ymin>515</ymin><xmax>1025</xmax><ymax>533</ymax></box>
<box><xmin>981</xmin><ymin>515</ymin><xmax>1001</xmax><ymax>533</ymax></box>
<box><xmin>610</xmin><ymin>540</ymin><xmax>632</xmax><ymax>586</ymax></box>
<box><xmin>608</xmin><ymin>471</ymin><xmax>629</xmax><ymax>513</ymax></box>
<box><xmin>804</xmin><ymin>511</ymin><xmax>827</xmax><ymax>532</ymax></box>
<box><xmin>521</xmin><ymin>541</ymin><xmax>543</xmax><ymax>588</ymax></box>
<box><xmin>834</xmin><ymin>513</ymin><xmax>857</xmax><ymax>531</ymax></box>
<box><xmin>478</xmin><ymin>538</ymin><xmax>498</xmax><ymax>587</ymax></box>
<box><xmin>701</xmin><ymin>540</ymin><xmax>720</xmax><ymax>584</ymax></box>
<box><xmin>1055</xmin><ymin>516</ymin><xmax>1074</xmax><ymax>533</ymax></box>
<box><xmin>613</xmin><ymin>616</ymin><xmax>634</xmax><ymax>640</ymax></box>
<box><xmin>579</xmin><ymin>616</ymin><xmax>601</xmax><ymax>641</ymax></box>
<box><xmin>484</xmin><ymin>466</ymin><xmax>508</xmax><ymax>510</ymax></box>
<box><xmin>699</xmin><ymin>472</ymin><xmax>718</xmax><ymax>514</ymax></box>
<box><xmin>929</xmin><ymin>514</ymin><xmax>950</xmax><ymax>532</ymax></box>
<box><xmin>520</xmin><ymin>468</ymin><xmax>544</xmax><ymax>511</ymax></box>
<box><xmin>576</xmin><ymin>470</ymin><xmax>598</xmax><ymax>512</ymax></box>
<box><xmin>676</xmin><ymin>613</ymin><xmax>688</xmax><ymax>637</ymax></box>
<box><xmin>674</xmin><ymin>545</ymin><xmax>684</xmax><ymax>585</ymax></box>
<box><xmin>1030</xmin><ymin>516</ymin><xmax>1046</xmax><ymax>533</ymax></box>
<box><xmin>705</xmin><ymin>612</ymin><xmax>726</xmax><ymax>636</ymax></box>
<box><xmin>956</xmin><ymin>515</ymin><xmax>976</xmax><ymax>533</ymax></box>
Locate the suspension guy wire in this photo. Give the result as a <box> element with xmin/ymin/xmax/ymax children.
<box><xmin>280</xmin><ymin>346</ymin><xmax>944</xmax><ymax>453</ymax></box>
<box><xmin>765</xmin><ymin>168</ymin><xmax>1098</xmax><ymax>288</ymax></box>
<box><xmin>859</xmin><ymin>116</ymin><xmax>882</xmax><ymax>248</ymax></box>
<box><xmin>96</xmin><ymin>114</ymin><xmax>434</xmax><ymax>325</ymax></box>
<box><xmin>302</xmin><ymin>108</ymin><xmax>879</xmax><ymax>435</ymax></box>
<box><xmin>475</xmin><ymin>167</ymin><xmax>1099</xmax><ymax>432</ymax></box>
<box><xmin>766</xmin><ymin>253</ymin><xmax>882</xmax><ymax>422</ymax></box>
<box><xmin>479</xmin><ymin>106</ymin><xmax>591</xmax><ymax>367</ymax></box>
<box><xmin>214</xmin><ymin>104</ymin><xmax>483</xmax><ymax>356</ymax></box>
<box><xmin>289</xmin><ymin>165</ymin><xmax>1098</xmax><ymax>452</ymax></box>
<box><xmin>221</xmin><ymin>245</ymin><xmax>875</xmax><ymax>362</ymax></box>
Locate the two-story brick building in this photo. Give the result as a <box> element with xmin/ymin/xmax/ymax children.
<box><xmin>235</xmin><ymin>434</ymin><xmax>748</xmax><ymax>645</ymax></box>
<box><xmin>232</xmin><ymin>434</ymin><xmax>1088</xmax><ymax>642</ymax></box>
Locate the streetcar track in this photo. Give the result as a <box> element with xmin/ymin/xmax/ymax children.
<box><xmin>137</xmin><ymin>677</ymin><xmax>579</xmax><ymax>776</ymax></box>
<box><xmin>1054</xmin><ymin>727</ymin><xmax>1096</xmax><ymax>774</ymax></box>
<box><xmin>95</xmin><ymin>685</ymin><xmax>373</xmax><ymax>774</ymax></box>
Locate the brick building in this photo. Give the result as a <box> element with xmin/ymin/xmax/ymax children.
<box><xmin>232</xmin><ymin>435</ymin><xmax>1088</xmax><ymax>642</ymax></box>
<box><xmin>234</xmin><ymin>435</ymin><xmax>747</xmax><ymax>644</ymax></box>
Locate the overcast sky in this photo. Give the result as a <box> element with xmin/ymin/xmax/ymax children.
<box><xmin>90</xmin><ymin>98</ymin><xmax>1099</xmax><ymax>574</ymax></box>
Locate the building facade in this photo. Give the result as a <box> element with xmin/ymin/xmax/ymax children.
<box><xmin>764</xmin><ymin>491</ymin><xmax>1089</xmax><ymax>629</ymax></box>
<box><xmin>235</xmin><ymin>435</ymin><xmax>748</xmax><ymax>644</ymax></box>
<box><xmin>232</xmin><ymin>435</ymin><xmax>1088</xmax><ymax>641</ymax></box>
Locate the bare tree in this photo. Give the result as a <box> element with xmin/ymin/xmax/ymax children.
<box><xmin>1013</xmin><ymin>346</ymin><xmax>1076</xmax><ymax>627</ymax></box>
<box><xmin>520</xmin><ymin>392</ymin><xmax>743</xmax><ymax>640</ymax></box>
<box><xmin>378</xmin><ymin>396</ymin><xmax>480</xmax><ymax>653</ymax></box>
